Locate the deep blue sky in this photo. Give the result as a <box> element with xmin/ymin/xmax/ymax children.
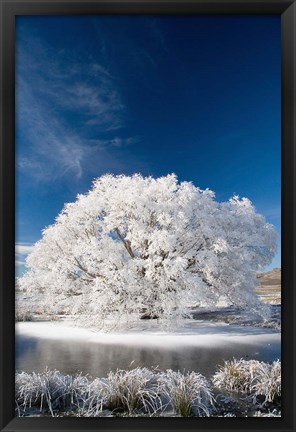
<box><xmin>15</xmin><ymin>15</ymin><xmax>281</xmax><ymax>274</ymax></box>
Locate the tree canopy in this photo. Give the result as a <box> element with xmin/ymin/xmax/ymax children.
<box><xmin>19</xmin><ymin>174</ymin><xmax>276</xmax><ymax>329</ymax></box>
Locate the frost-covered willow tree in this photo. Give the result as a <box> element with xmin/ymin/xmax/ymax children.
<box><xmin>19</xmin><ymin>174</ymin><xmax>276</xmax><ymax>329</ymax></box>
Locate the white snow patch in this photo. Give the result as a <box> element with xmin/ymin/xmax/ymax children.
<box><xmin>16</xmin><ymin>320</ymin><xmax>280</xmax><ymax>349</ymax></box>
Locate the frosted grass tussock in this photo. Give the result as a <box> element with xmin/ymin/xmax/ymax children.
<box><xmin>101</xmin><ymin>367</ymin><xmax>161</xmax><ymax>415</ymax></box>
<box><xmin>15</xmin><ymin>361</ymin><xmax>280</xmax><ymax>417</ymax></box>
<box><xmin>158</xmin><ymin>370</ymin><xmax>214</xmax><ymax>417</ymax></box>
<box><xmin>251</xmin><ymin>360</ymin><xmax>281</xmax><ymax>404</ymax></box>
<box><xmin>15</xmin><ymin>368</ymin><xmax>213</xmax><ymax>417</ymax></box>
<box><xmin>254</xmin><ymin>409</ymin><xmax>281</xmax><ymax>417</ymax></box>
<box><xmin>75</xmin><ymin>377</ymin><xmax>107</xmax><ymax>417</ymax></box>
<box><xmin>212</xmin><ymin>358</ymin><xmax>258</xmax><ymax>393</ymax></box>
<box><xmin>212</xmin><ymin>359</ymin><xmax>281</xmax><ymax>405</ymax></box>
<box><xmin>15</xmin><ymin>367</ymin><xmax>162</xmax><ymax>417</ymax></box>
<box><xmin>15</xmin><ymin>369</ymin><xmax>90</xmax><ymax>416</ymax></box>
<box><xmin>58</xmin><ymin>368</ymin><xmax>162</xmax><ymax>417</ymax></box>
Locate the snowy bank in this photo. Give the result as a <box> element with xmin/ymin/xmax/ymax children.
<box><xmin>16</xmin><ymin>319</ymin><xmax>280</xmax><ymax>348</ymax></box>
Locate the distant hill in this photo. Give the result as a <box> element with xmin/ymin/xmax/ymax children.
<box><xmin>256</xmin><ymin>268</ymin><xmax>281</xmax><ymax>304</ymax></box>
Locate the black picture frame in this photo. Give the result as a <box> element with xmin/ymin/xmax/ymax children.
<box><xmin>0</xmin><ymin>0</ymin><xmax>295</xmax><ymax>431</ymax></box>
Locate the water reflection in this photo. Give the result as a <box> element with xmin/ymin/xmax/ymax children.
<box><xmin>16</xmin><ymin>334</ymin><xmax>280</xmax><ymax>379</ymax></box>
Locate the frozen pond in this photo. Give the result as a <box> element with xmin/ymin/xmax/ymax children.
<box><xmin>15</xmin><ymin>320</ymin><xmax>281</xmax><ymax>379</ymax></box>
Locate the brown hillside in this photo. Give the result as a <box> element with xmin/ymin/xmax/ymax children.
<box><xmin>256</xmin><ymin>268</ymin><xmax>281</xmax><ymax>304</ymax></box>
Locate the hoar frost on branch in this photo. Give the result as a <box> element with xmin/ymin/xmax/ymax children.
<box><xmin>19</xmin><ymin>174</ymin><xmax>276</xmax><ymax>329</ymax></box>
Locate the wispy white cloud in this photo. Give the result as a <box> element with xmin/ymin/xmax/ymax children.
<box><xmin>16</xmin><ymin>31</ymin><xmax>141</xmax><ymax>182</ymax></box>
<box><xmin>17</xmin><ymin>82</ymin><xmax>86</xmax><ymax>181</ymax></box>
<box><xmin>15</xmin><ymin>243</ymin><xmax>34</xmax><ymax>267</ymax></box>
<box><xmin>42</xmin><ymin>76</ymin><xmax>124</xmax><ymax>131</ymax></box>
<box><xmin>49</xmin><ymin>41</ymin><xmax>123</xmax><ymax>129</ymax></box>
<box><xmin>15</xmin><ymin>244</ymin><xmax>34</xmax><ymax>255</ymax></box>
<box><xmin>17</xmin><ymin>85</ymin><xmax>139</xmax><ymax>182</ymax></box>
<box><xmin>90</xmin><ymin>136</ymin><xmax>140</xmax><ymax>149</ymax></box>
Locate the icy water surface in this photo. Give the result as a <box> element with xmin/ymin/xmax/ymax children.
<box><xmin>16</xmin><ymin>317</ymin><xmax>280</xmax><ymax>379</ymax></box>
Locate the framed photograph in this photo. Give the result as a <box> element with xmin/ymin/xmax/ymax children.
<box><xmin>0</xmin><ymin>1</ymin><xmax>295</xmax><ymax>431</ymax></box>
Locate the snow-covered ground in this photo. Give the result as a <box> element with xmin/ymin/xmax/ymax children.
<box><xmin>16</xmin><ymin>318</ymin><xmax>280</xmax><ymax>349</ymax></box>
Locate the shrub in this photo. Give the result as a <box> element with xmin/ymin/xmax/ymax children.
<box><xmin>15</xmin><ymin>310</ymin><xmax>34</xmax><ymax>322</ymax></box>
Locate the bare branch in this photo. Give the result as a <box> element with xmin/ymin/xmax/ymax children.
<box><xmin>73</xmin><ymin>256</ymin><xmax>106</xmax><ymax>281</ymax></box>
<box><xmin>113</xmin><ymin>227</ymin><xmax>135</xmax><ymax>258</ymax></box>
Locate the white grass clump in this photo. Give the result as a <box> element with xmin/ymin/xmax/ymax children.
<box><xmin>212</xmin><ymin>359</ymin><xmax>281</xmax><ymax>405</ymax></box>
<box><xmin>212</xmin><ymin>358</ymin><xmax>258</xmax><ymax>393</ymax></box>
<box><xmin>158</xmin><ymin>370</ymin><xmax>214</xmax><ymax>417</ymax></box>
<box><xmin>251</xmin><ymin>360</ymin><xmax>281</xmax><ymax>404</ymax></box>
<box><xmin>74</xmin><ymin>377</ymin><xmax>106</xmax><ymax>417</ymax></box>
<box><xmin>16</xmin><ymin>361</ymin><xmax>280</xmax><ymax>417</ymax></box>
<box><xmin>15</xmin><ymin>367</ymin><xmax>162</xmax><ymax>417</ymax></box>
<box><xmin>15</xmin><ymin>369</ymin><xmax>90</xmax><ymax>416</ymax></box>
<box><xmin>101</xmin><ymin>367</ymin><xmax>161</xmax><ymax>415</ymax></box>
<box><xmin>253</xmin><ymin>409</ymin><xmax>281</xmax><ymax>417</ymax></box>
